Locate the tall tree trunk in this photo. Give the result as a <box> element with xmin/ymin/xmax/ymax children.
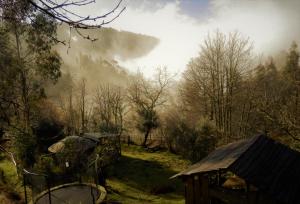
<box><xmin>15</xmin><ymin>25</ymin><xmax>30</xmax><ymax>131</ymax></box>
<box><xmin>142</xmin><ymin>128</ymin><xmax>151</xmax><ymax>147</ymax></box>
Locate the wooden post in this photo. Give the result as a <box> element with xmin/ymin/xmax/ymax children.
<box><xmin>23</xmin><ymin>173</ymin><xmax>28</xmax><ymax>204</ymax></box>
<box><xmin>186</xmin><ymin>177</ymin><xmax>194</xmax><ymax>204</ymax></box>
<box><xmin>194</xmin><ymin>175</ymin><xmax>201</xmax><ymax>204</ymax></box>
<box><xmin>46</xmin><ymin>177</ymin><xmax>52</xmax><ymax>204</ymax></box>
<box><xmin>90</xmin><ymin>185</ymin><xmax>95</xmax><ymax>204</ymax></box>
<box><xmin>246</xmin><ymin>181</ymin><xmax>250</xmax><ymax>204</ymax></box>
<box><xmin>184</xmin><ymin>182</ymin><xmax>187</xmax><ymax>204</ymax></box>
<box><xmin>201</xmin><ymin>175</ymin><xmax>210</xmax><ymax>204</ymax></box>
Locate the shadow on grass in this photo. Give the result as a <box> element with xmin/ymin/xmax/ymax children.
<box><xmin>107</xmin><ymin>185</ymin><xmax>155</xmax><ymax>203</ymax></box>
<box><xmin>106</xmin><ymin>155</ymin><xmax>183</xmax><ymax>195</ymax></box>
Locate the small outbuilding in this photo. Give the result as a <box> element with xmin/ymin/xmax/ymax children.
<box><xmin>172</xmin><ymin>135</ymin><xmax>300</xmax><ymax>204</ymax></box>
<box><xmin>48</xmin><ymin>135</ymin><xmax>98</xmax><ymax>154</ymax></box>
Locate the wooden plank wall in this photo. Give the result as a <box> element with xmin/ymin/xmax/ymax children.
<box><xmin>184</xmin><ymin>174</ymin><xmax>278</xmax><ymax>204</ymax></box>
<box><xmin>184</xmin><ymin>175</ymin><xmax>210</xmax><ymax>204</ymax></box>
<box><xmin>185</xmin><ymin>177</ymin><xmax>194</xmax><ymax>204</ymax></box>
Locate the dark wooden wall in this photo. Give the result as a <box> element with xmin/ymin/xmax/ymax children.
<box><xmin>184</xmin><ymin>175</ymin><xmax>209</xmax><ymax>204</ymax></box>
<box><xmin>184</xmin><ymin>174</ymin><xmax>278</xmax><ymax>204</ymax></box>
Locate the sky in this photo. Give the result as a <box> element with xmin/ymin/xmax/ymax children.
<box><xmin>69</xmin><ymin>0</ymin><xmax>300</xmax><ymax>77</ymax></box>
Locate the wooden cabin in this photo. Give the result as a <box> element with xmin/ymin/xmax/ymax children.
<box><xmin>172</xmin><ymin>135</ymin><xmax>300</xmax><ymax>204</ymax></box>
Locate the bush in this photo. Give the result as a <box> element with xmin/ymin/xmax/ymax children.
<box><xmin>33</xmin><ymin>117</ymin><xmax>64</xmax><ymax>153</ymax></box>
<box><xmin>34</xmin><ymin>156</ymin><xmax>62</xmax><ymax>177</ymax></box>
<box><xmin>55</xmin><ymin>140</ymin><xmax>87</xmax><ymax>174</ymax></box>
<box><xmin>11</xmin><ymin>127</ymin><xmax>37</xmax><ymax>167</ymax></box>
<box><xmin>33</xmin><ymin>100</ymin><xmax>65</xmax><ymax>153</ymax></box>
<box><xmin>164</xmin><ymin>116</ymin><xmax>217</xmax><ymax>162</ymax></box>
<box><xmin>99</xmin><ymin>121</ymin><xmax>121</xmax><ymax>134</ymax></box>
<box><xmin>192</xmin><ymin>118</ymin><xmax>217</xmax><ymax>162</ymax></box>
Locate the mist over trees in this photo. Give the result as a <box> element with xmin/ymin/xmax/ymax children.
<box><xmin>169</xmin><ymin>33</ymin><xmax>300</xmax><ymax>158</ymax></box>
<box><xmin>0</xmin><ymin>0</ymin><xmax>300</xmax><ymax>171</ymax></box>
<box><xmin>181</xmin><ymin>32</ymin><xmax>252</xmax><ymax>142</ymax></box>
<box><xmin>0</xmin><ymin>0</ymin><xmax>127</xmax><ymax>167</ymax></box>
<box><xmin>2</xmin><ymin>1</ymin><xmax>300</xmax><ymax>203</ymax></box>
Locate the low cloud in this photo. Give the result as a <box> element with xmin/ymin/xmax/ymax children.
<box><xmin>109</xmin><ymin>0</ymin><xmax>300</xmax><ymax>76</ymax></box>
<box><xmin>62</xmin><ymin>0</ymin><xmax>300</xmax><ymax>77</ymax></box>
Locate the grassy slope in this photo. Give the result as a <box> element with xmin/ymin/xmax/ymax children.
<box><xmin>106</xmin><ymin>145</ymin><xmax>190</xmax><ymax>204</ymax></box>
<box><xmin>0</xmin><ymin>156</ymin><xmax>24</xmax><ymax>204</ymax></box>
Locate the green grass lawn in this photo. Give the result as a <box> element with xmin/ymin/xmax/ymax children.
<box><xmin>0</xmin><ymin>154</ymin><xmax>24</xmax><ymax>204</ymax></box>
<box><xmin>0</xmin><ymin>158</ymin><xmax>18</xmax><ymax>184</ymax></box>
<box><xmin>105</xmin><ymin>145</ymin><xmax>190</xmax><ymax>204</ymax></box>
<box><xmin>0</xmin><ymin>145</ymin><xmax>190</xmax><ymax>204</ymax></box>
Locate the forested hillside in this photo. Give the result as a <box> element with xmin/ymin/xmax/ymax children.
<box><xmin>1</xmin><ymin>0</ymin><xmax>300</xmax><ymax>204</ymax></box>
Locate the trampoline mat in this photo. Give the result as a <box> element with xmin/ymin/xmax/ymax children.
<box><xmin>35</xmin><ymin>184</ymin><xmax>100</xmax><ymax>204</ymax></box>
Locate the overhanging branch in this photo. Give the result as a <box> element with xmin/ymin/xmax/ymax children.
<box><xmin>28</xmin><ymin>0</ymin><xmax>126</xmax><ymax>29</ymax></box>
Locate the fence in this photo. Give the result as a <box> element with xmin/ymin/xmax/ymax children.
<box><xmin>121</xmin><ymin>131</ymin><xmax>167</xmax><ymax>148</ymax></box>
<box><xmin>0</xmin><ymin>133</ymin><xmax>121</xmax><ymax>204</ymax></box>
<box><xmin>23</xmin><ymin>155</ymin><xmax>106</xmax><ymax>204</ymax></box>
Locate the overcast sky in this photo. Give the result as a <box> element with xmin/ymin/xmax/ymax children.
<box><xmin>71</xmin><ymin>0</ymin><xmax>300</xmax><ymax>77</ymax></box>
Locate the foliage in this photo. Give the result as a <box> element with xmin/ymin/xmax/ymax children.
<box><xmin>136</xmin><ymin>109</ymin><xmax>159</xmax><ymax>134</ymax></box>
<box><xmin>236</xmin><ymin>43</ymin><xmax>300</xmax><ymax>143</ymax></box>
<box><xmin>10</xmin><ymin>127</ymin><xmax>37</xmax><ymax>167</ymax></box>
<box><xmin>55</xmin><ymin>139</ymin><xmax>88</xmax><ymax>174</ymax></box>
<box><xmin>34</xmin><ymin>156</ymin><xmax>62</xmax><ymax>177</ymax></box>
<box><xmin>93</xmin><ymin>138</ymin><xmax>120</xmax><ymax>168</ymax></box>
<box><xmin>32</xmin><ymin>100</ymin><xmax>65</xmax><ymax>153</ymax></box>
<box><xmin>163</xmin><ymin>113</ymin><xmax>217</xmax><ymax>162</ymax></box>
<box><xmin>127</xmin><ymin>68</ymin><xmax>171</xmax><ymax>147</ymax></box>
<box><xmin>0</xmin><ymin>2</ymin><xmax>62</xmax><ymax>168</ymax></box>
<box><xmin>179</xmin><ymin>31</ymin><xmax>300</xmax><ymax>145</ymax></box>
<box><xmin>0</xmin><ymin>159</ymin><xmax>23</xmax><ymax>204</ymax></box>
<box><xmin>0</xmin><ymin>158</ymin><xmax>19</xmax><ymax>186</ymax></box>
<box><xmin>0</xmin><ymin>27</ymin><xmax>18</xmax><ymax>128</ymax></box>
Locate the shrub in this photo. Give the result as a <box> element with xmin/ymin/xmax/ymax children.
<box><xmin>34</xmin><ymin>156</ymin><xmax>62</xmax><ymax>177</ymax></box>
<box><xmin>11</xmin><ymin>127</ymin><xmax>37</xmax><ymax>167</ymax></box>
<box><xmin>33</xmin><ymin>117</ymin><xmax>64</xmax><ymax>153</ymax></box>
<box><xmin>33</xmin><ymin>100</ymin><xmax>65</xmax><ymax>153</ymax></box>
<box><xmin>164</xmin><ymin>115</ymin><xmax>217</xmax><ymax>162</ymax></box>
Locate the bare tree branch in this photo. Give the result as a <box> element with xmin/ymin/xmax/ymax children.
<box><xmin>28</xmin><ymin>0</ymin><xmax>126</xmax><ymax>29</ymax></box>
<box><xmin>1</xmin><ymin>0</ymin><xmax>126</xmax><ymax>43</ymax></box>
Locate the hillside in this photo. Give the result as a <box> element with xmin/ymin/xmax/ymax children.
<box><xmin>45</xmin><ymin>26</ymin><xmax>159</xmax><ymax>100</ymax></box>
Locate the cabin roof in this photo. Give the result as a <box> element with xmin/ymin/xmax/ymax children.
<box><xmin>173</xmin><ymin>134</ymin><xmax>300</xmax><ymax>204</ymax></box>
<box><xmin>48</xmin><ymin>135</ymin><xmax>97</xmax><ymax>153</ymax></box>
<box><xmin>172</xmin><ymin>135</ymin><xmax>258</xmax><ymax>178</ymax></box>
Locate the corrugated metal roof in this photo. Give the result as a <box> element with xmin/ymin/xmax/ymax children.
<box><xmin>230</xmin><ymin>135</ymin><xmax>300</xmax><ymax>204</ymax></box>
<box><xmin>173</xmin><ymin>135</ymin><xmax>300</xmax><ymax>204</ymax></box>
<box><xmin>48</xmin><ymin>136</ymin><xmax>97</xmax><ymax>153</ymax></box>
<box><xmin>171</xmin><ymin>135</ymin><xmax>258</xmax><ymax>178</ymax></box>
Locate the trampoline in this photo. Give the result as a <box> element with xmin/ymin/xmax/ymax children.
<box><xmin>34</xmin><ymin>182</ymin><xmax>106</xmax><ymax>204</ymax></box>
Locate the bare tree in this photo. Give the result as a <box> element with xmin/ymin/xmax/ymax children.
<box><xmin>182</xmin><ymin>31</ymin><xmax>252</xmax><ymax>142</ymax></box>
<box><xmin>127</xmin><ymin>68</ymin><xmax>172</xmax><ymax>147</ymax></box>
<box><xmin>94</xmin><ymin>84</ymin><xmax>125</xmax><ymax>134</ymax></box>
<box><xmin>57</xmin><ymin>84</ymin><xmax>77</xmax><ymax>135</ymax></box>
<box><xmin>78</xmin><ymin>78</ymin><xmax>87</xmax><ymax>133</ymax></box>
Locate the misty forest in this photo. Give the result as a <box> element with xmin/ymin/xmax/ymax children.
<box><xmin>1</xmin><ymin>0</ymin><xmax>300</xmax><ymax>204</ymax></box>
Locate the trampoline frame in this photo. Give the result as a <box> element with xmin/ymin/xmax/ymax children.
<box><xmin>33</xmin><ymin>182</ymin><xmax>107</xmax><ymax>204</ymax></box>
